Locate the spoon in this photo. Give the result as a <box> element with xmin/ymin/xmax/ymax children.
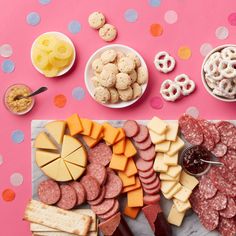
<box><xmin>200</xmin><ymin>158</ymin><xmax>224</xmax><ymax>166</ymax></box>
<box><xmin>15</xmin><ymin>86</ymin><xmax>48</xmax><ymax>100</ymax></box>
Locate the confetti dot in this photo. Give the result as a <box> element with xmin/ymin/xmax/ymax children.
<box><xmin>1</xmin><ymin>59</ymin><xmax>15</xmax><ymax>73</ymax></box>
<box><xmin>10</xmin><ymin>173</ymin><xmax>24</xmax><ymax>187</ymax></box>
<box><xmin>26</xmin><ymin>12</ymin><xmax>41</xmax><ymax>26</ymax></box>
<box><xmin>228</xmin><ymin>12</ymin><xmax>236</xmax><ymax>26</ymax></box>
<box><xmin>164</xmin><ymin>10</ymin><xmax>178</xmax><ymax>24</ymax></box>
<box><xmin>186</xmin><ymin>106</ymin><xmax>199</xmax><ymax>118</ymax></box>
<box><xmin>150</xmin><ymin>96</ymin><xmax>164</xmax><ymax>109</ymax></box>
<box><xmin>200</xmin><ymin>43</ymin><xmax>213</xmax><ymax>57</ymax></box>
<box><xmin>54</xmin><ymin>94</ymin><xmax>67</xmax><ymax>108</ymax></box>
<box><xmin>124</xmin><ymin>9</ymin><xmax>138</xmax><ymax>23</ymax></box>
<box><xmin>215</xmin><ymin>26</ymin><xmax>229</xmax><ymax>40</ymax></box>
<box><xmin>68</xmin><ymin>20</ymin><xmax>81</xmax><ymax>34</ymax></box>
<box><xmin>72</xmin><ymin>87</ymin><xmax>85</xmax><ymax>100</ymax></box>
<box><xmin>0</xmin><ymin>44</ymin><xmax>13</xmax><ymax>58</ymax></box>
<box><xmin>149</xmin><ymin>0</ymin><xmax>161</xmax><ymax>7</ymax></box>
<box><xmin>39</xmin><ymin>0</ymin><xmax>51</xmax><ymax>5</ymax></box>
<box><xmin>178</xmin><ymin>46</ymin><xmax>192</xmax><ymax>60</ymax></box>
<box><xmin>150</xmin><ymin>24</ymin><xmax>163</xmax><ymax>37</ymax></box>
<box><xmin>0</xmin><ymin>155</ymin><xmax>3</xmax><ymax>166</ymax></box>
<box><xmin>11</xmin><ymin>130</ymin><xmax>25</xmax><ymax>144</ymax></box>
<box><xmin>2</xmin><ymin>189</ymin><xmax>15</xmax><ymax>202</ymax></box>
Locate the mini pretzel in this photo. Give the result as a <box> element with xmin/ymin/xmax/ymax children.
<box><xmin>213</xmin><ymin>87</ymin><xmax>235</xmax><ymax>99</ymax></box>
<box><xmin>160</xmin><ymin>79</ymin><xmax>181</xmax><ymax>102</ymax></box>
<box><xmin>154</xmin><ymin>51</ymin><xmax>176</xmax><ymax>73</ymax></box>
<box><xmin>174</xmin><ymin>74</ymin><xmax>196</xmax><ymax>96</ymax></box>
<box><xmin>205</xmin><ymin>75</ymin><xmax>219</xmax><ymax>89</ymax></box>
<box><xmin>218</xmin><ymin>79</ymin><xmax>236</xmax><ymax>97</ymax></box>
<box><xmin>221</xmin><ymin>47</ymin><xmax>236</xmax><ymax>60</ymax></box>
<box><xmin>219</xmin><ymin>60</ymin><xmax>236</xmax><ymax>79</ymax></box>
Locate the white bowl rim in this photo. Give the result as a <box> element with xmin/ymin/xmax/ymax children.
<box><xmin>84</xmin><ymin>44</ymin><xmax>149</xmax><ymax>108</ymax></box>
<box><xmin>31</xmin><ymin>31</ymin><xmax>76</xmax><ymax>77</ymax></box>
<box><xmin>201</xmin><ymin>44</ymin><xmax>236</xmax><ymax>102</ymax></box>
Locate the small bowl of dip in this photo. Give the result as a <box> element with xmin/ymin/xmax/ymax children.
<box><xmin>4</xmin><ymin>84</ymin><xmax>35</xmax><ymax>115</ymax></box>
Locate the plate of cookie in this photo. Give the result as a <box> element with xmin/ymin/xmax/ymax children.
<box><xmin>84</xmin><ymin>44</ymin><xmax>149</xmax><ymax>108</ymax></box>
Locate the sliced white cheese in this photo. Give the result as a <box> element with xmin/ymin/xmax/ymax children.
<box><xmin>34</xmin><ymin>132</ymin><xmax>57</xmax><ymax>150</ymax></box>
<box><xmin>35</xmin><ymin>150</ymin><xmax>60</xmax><ymax>167</ymax></box>
<box><xmin>179</xmin><ymin>171</ymin><xmax>199</xmax><ymax>190</ymax></box>
<box><xmin>167</xmin><ymin>204</ymin><xmax>186</xmax><ymax>227</ymax></box>
<box><xmin>161</xmin><ymin>180</ymin><xmax>177</xmax><ymax>194</ymax></box>
<box><xmin>162</xmin><ymin>183</ymin><xmax>182</xmax><ymax>199</ymax></box>
<box><xmin>64</xmin><ymin>161</ymin><xmax>85</xmax><ymax>181</ymax></box>
<box><xmin>174</xmin><ymin>185</ymin><xmax>192</xmax><ymax>202</ymax></box>
<box><xmin>166</xmin><ymin>165</ymin><xmax>182</xmax><ymax>178</ymax></box>
<box><xmin>166</xmin><ymin>137</ymin><xmax>184</xmax><ymax>156</ymax></box>
<box><xmin>64</xmin><ymin>147</ymin><xmax>87</xmax><ymax>167</ymax></box>
<box><xmin>173</xmin><ymin>199</ymin><xmax>191</xmax><ymax>213</ymax></box>
<box><xmin>160</xmin><ymin>173</ymin><xmax>180</xmax><ymax>181</ymax></box>
<box><xmin>147</xmin><ymin>117</ymin><xmax>167</xmax><ymax>135</ymax></box>
<box><xmin>45</xmin><ymin>120</ymin><xmax>66</xmax><ymax>144</ymax></box>
<box><xmin>61</xmin><ymin>135</ymin><xmax>82</xmax><ymax>158</ymax></box>
<box><xmin>155</xmin><ymin>140</ymin><xmax>171</xmax><ymax>153</ymax></box>
<box><xmin>163</xmin><ymin>153</ymin><xmax>178</xmax><ymax>166</ymax></box>
<box><xmin>149</xmin><ymin>130</ymin><xmax>166</xmax><ymax>144</ymax></box>
<box><xmin>166</xmin><ymin>122</ymin><xmax>179</xmax><ymax>141</ymax></box>
<box><xmin>153</xmin><ymin>153</ymin><xmax>168</xmax><ymax>172</ymax></box>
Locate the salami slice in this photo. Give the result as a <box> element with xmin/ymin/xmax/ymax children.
<box><xmin>189</xmin><ymin>187</ymin><xmax>205</xmax><ymax>215</ymax></box>
<box><xmin>218</xmin><ymin>166</ymin><xmax>236</xmax><ymax>185</ymax></box>
<box><xmin>179</xmin><ymin>114</ymin><xmax>203</xmax><ymax>145</ymax></box>
<box><xmin>199</xmin><ymin>175</ymin><xmax>217</xmax><ymax>200</ymax></box>
<box><xmin>227</xmin><ymin>128</ymin><xmax>236</xmax><ymax>150</ymax></box>
<box><xmin>221</xmin><ymin>154</ymin><xmax>236</xmax><ymax>175</ymax></box>
<box><xmin>134</xmin><ymin>136</ymin><xmax>152</xmax><ymax>151</ymax></box>
<box><xmin>98</xmin><ymin>200</ymin><xmax>120</xmax><ymax>220</ymax></box>
<box><xmin>220</xmin><ymin>197</ymin><xmax>236</xmax><ymax>218</ymax></box>
<box><xmin>204</xmin><ymin>121</ymin><xmax>221</xmax><ymax>144</ymax></box>
<box><xmin>88</xmin><ymin>142</ymin><xmax>112</xmax><ymax>166</ymax></box>
<box><xmin>143</xmin><ymin>186</ymin><xmax>160</xmax><ymax>195</ymax></box>
<box><xmin>211</xmin><ymin>143</ymin><xmax>227</xmax><ymax>158</ymax></box>
<box><xmin>133</xmin><ymin>125</ymin><xmax>149</xmax><ymax>143</ymax></box>
<box><xmin>91</xmin><ymin>198</ymin><xmax>115</xmax><ymax>215</ymax></box>
<box><xmin>143</xmin><ymin>194</ymin><xmax>161</xmax><ymax>205</ymax></box>
<box><xmin>88</xmin><ymin>186</ymin><xmax>106</xmax><ymax>206</ymax></box>
<box><xmin>86</xmin><ymin>163</ymin><xmax>107</xmax><ymax>185</ymax></box>
<box><xmin>139</xmin><ymin>172</ymin><xmax>157</xmax><ymax>185</ymax></box>
<box><xmin>218</xmin><ymin>217</ymin><xmax>236</xmax><ymax>236</ymax></box>
<box><xmin>37</xmin><ymin>179</ymin><xmax>61</xmax><ymax>205</ymax></box>
<box><xmin>56</xmin><ymin>185</ymin><xmax>77</xmax><ymax>210</ymax></box>
<box><xmin>68</xmin><ymin>181</ymin><xmax>86</xmax><ymax>205</ymax></box>
<box><xmin>141</xmin><ymin>177</ymin><xmax>160</xmax><ymax>190</ymax></box>
<box><xmin>227</xmin><ymin>149</ymin><xmax>236</xmax><ymax>159</ymax></box>
<box><xmin>207</xmin><ymin>192</ymin><xmax>227</xmax><ymax>211</ymax></box>
<box><xmin>198</xmin><ymin>207</ymin><xmax>219</xmax><ymax>231</ymax></box>
<box><xmin>135</xmin><ymin>158</ymin><xmax>153</xmax><ymax>172</ymax></box>
<box><xmin>216</xmin><ymin>121</ymin><xmax>234</xmax><ymax>136</ymax></box>
<box><xmin>123</xmin><ymin>120</ymin><xmax>139</xmax><ymax>138</ymax></box>
<box><xmin>138</xmin><ymin>168</ymin><xmax>155</xmax><ymax>178</ymax></box>
<box><xmin>81</xmin><ymin>175</ymin><xmax>100</xmax><ymax>201</ymax></box>
<box><xmin>104</xmin><ymin>173</ymin><xmax>122</xmax><ymax>199</ymax></box>
<box><xmin>138</xmin><ymin>145</ymin><xmax>156</xmax><ymax>161</ymax></box>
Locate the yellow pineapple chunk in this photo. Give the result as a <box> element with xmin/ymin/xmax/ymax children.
<box><xmin>43</xmin><ymin>64</ymin><xmax>59</xmax><ymax>77</ymax></box>
<box><xmin>32</xmin><ymin>48</ymin><xmax>49</xmax><ymax>70</ymax></box>
<box><xmin>53</xmin><ymin>40</ymin><xmax>73</xmax><ymax>60</ymax></box>
<box><xmin>36</xmin><ymin>35</ymin><xmax>57</xmax><ymax>52</ymax></box>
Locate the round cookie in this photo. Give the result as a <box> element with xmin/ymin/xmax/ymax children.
<box><xmin>91</xmin><ymin>76</ymin><xmax>101</xmax><ymax>88</ymax></box>
<box><xmin>118</xmin><ymin>86</ymin><xmax>133</xmax><ymax>101</ymax></box>
<box><xmin>94</xmin><ymin>86</ymin><xmax>110</xmax><ymax>104</ymax></box>
<box><xmin>109</xmin><ymin>88</ymin><xmax>119</xmax><ymax>103</ymax></box>
<box><xmin>88</xmin><ymin>12</ymin><xmax>106</xmax><ymax>29</ymax></box>
<box><xmin>118</xmin><ymin>57</ymin><xmax>135</xmax><ymax>73</ymax></box>
<box><xmin>99</xmin><ymin>24</ymin><xmax>117</xmax><ymax>42</ymax></box>
<box><xmin>127</xmin><ymin>52</ymin><xmax>141</xmax><ymax>68</ymax></box>
<box><xmin>116</xmin><ymin>73</ymin><xmax>132</xmax><ymax>90</ymax></box>
<box><xmin>116</xmin><ymin>51</ymin><xmax>125</xmax><ymax>63</ymax></box>
<box><xmin>103</xmin><ymin>63</ymin><xmax>119</xmax><ymax>74</ymax></box>
<box><xmin>132</xmin><ymin>82</ymin><xmax>142</xmax><ymax>99</ymax></box>
<box><xmin>100</xmin><ymin>64</ymin><xmax>117</xmax><ymax>88</ymax></box>
<box><xmin>92</xmin><ymin>58</ymin><xmax>104</xmax><ymax>73</ymax></box>
<box><xmin>101</xmin><ymin>49</ymin><xmax>117</xmax><ymax>64</ymax></box>
<box><xmin>129</xmin><ymin>70</ymin><xmax>137</xmax><ymax>83</ymax></box>
<box><xmin>137</xmin><ymin>66</ymin><xmax>148</xmax><ymax>85</ymax></box>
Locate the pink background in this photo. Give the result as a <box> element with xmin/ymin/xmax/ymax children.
<box><xmin>0</xmin><ymin>0</ymin><xmax>236</xmax><ymax>235</ymax></box>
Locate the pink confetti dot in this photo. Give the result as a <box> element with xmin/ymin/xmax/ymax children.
<box><xmin>186</xmin><ymin>106</ymin><xmax>199</xmax><ymax>118</ymax></box>
<box><xmin>150</xmin><ymin>96</ymin><xmax>164</xmax><ymax>109</ymax></box>
<box><xmin>215</xmin><ymin>26</ymin><xmax>229</xmax><ymax>40</ymax></box>
<box><xmin>200</xmin><ymin>43</ymin><xmax>213</xmax><ymax>57</ymax></box>
<box><xmin>164</xmin><ymin>10</ymin><xmax>178</xmax><ymax>24</ymax></box>
<box><xmin>228</xmin><ymin>12</ymin><xmax>236</xmax><ymax>26</ymax></box>
<box><xmin>10</xmin><ymin>173</ymin><xmax>24</xmax><ymax>186</ymax></box>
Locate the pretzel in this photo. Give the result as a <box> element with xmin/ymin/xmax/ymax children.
<box><xmin>174</xmin><ymin>74</ymin><xmax>196</xmax><ymax>96</ymax></box>
<box><xmin>154</xmin><ymin>51</ymin><xmax>176</xmax><ymax>73</ymax></box>
<box><xmin>205</xmin><ymin>75</ymin><xmax>219</xmax><ymax>89</ymax></box>
<box><xmin>218</xmin><ymin>79</ymin><xmax>236</xmax><ymax>96</ymax></box>
<box><xmin>221</xmin><ymin>46</ymin><xmax>236</xmax><ymax>60</ymax></box>
<box><xmin>213</xmin><ymin>87</ymin><xmax>235</xmax><ymax>99</ymax></box>
<box><xmin>218</xmin><ymin>60</ymin><xmax>236</xmax><ymax>79</ymax></box>
<box><xmin>160</xmin><ymin>79</ymin><xmax>181</xmax><ymax>101</ymax></box>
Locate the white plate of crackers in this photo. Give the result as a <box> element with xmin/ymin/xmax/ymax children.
<box><xmin>84</xmin><ymin>44</ymin><xmax>149</xmax><ymax>108</ymax></box>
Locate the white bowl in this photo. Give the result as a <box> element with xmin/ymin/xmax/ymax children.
<box><xmin>31</xmin><ymin>31</ymin><xmax>76</xmax><ymax>77</ymax></box>
<box><xmin>201</xmin><ymin>44</ymin><xmax>236</xmax><ymax>102</ymax></box>
<box><xmin>84</xmin><ymin>44</ymin><xmax>148</xmax><ymax>108</ymax></box>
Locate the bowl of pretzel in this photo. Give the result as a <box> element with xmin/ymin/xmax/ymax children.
<box><xmin>201</xmin><ymin>44</ymin><xmax>236</xmax><ymax>102</ymax></box>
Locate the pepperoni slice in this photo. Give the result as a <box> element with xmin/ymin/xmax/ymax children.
<box><xmin>139</xmin><ymin>172</ymin><xmax>157</xmax><ymax>185</ymax></box>
<box><xmin>134</xmin><ymin>136</ymin><xmax>152</xmax><ymax>150</ymax></box>
<box><xmin>133</xmin><ymin>125</ymin><xmax>149</xmax><ymax>143</ymax></box>
<box><xmin>123</xmin><ymin>120</ymin><xmax>139</xmax><ymax>138</ymax></box>
<box><xmin>135</xmin><ymin>158</ymin><xmax>153</xmax><ymax>172</ymax></box>
<box><xmin>198</xmin><ymin>207</ymin><xmax>219</xmax><ymax>231</ymax></box>
<box><xmin>141</xmin><ymin>177</ymin><xmax>160</xmax><ymax>190</ymax></box>
<box><xmin>138</xmin><ymin>145</ymin><xmax>156</xmax><ymax>161</ymax></box>
<box><xmin>207</xmin><ymin>192</ymin><xmax>227</xmax><ymax>211</ymax></box>
<box><xmin>138</xmin><ymin>168</ymin><xmax>155</xmax><ymax>178</ymax></box>
<box><xmin>218</xmin><ymin>217</ymin><xmax>236</xmax><ymax>236</ymax></box>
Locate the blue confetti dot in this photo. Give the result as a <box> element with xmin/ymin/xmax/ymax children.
<box><xmin>39</xmin><ymin>0</ymin><xmax>51</xmax><ymax>5</ymax></box>
<box><xmin>26</xmin><ymin>12</ymin><xmax>41</xmax><ymax>26</ymax></box>
<box><xmin>72</xmin><ymin>87</ymin><xmax>85</xmax><ymax>100</ymax></box>
<box><xmin>149</xmin><ymin>0</ymin><xmax>161</xmax><ymax>7</ymax></box>
<box><xmin>124</xmin><ymin>9</ymin><xmax>138</xmax><ymax>23</ymax></box>
<box><xmin>2</xmin><ymin>60</ymin><xmax>15</xmax><ymax>73</ymax></box>
<box><xmin>68</xmin><ymin>21</ymin><xmax>81</xmax><ymax>34</ymax></box>
<box><xmin>11</xmin><ymin>130</ymin><xmax>24</xmax><ymax>144</ymax></box>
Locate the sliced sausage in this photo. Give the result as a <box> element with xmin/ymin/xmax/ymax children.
<box><xmin>104</xmin><ymin>173</ymin><xmax>123</xmax><ymax>199</ymax></box>
<box><xmin>81</xmin><ymin>175</ymin><xmax>100</xmax><ymax>201</ymax></box>
<box><xmin>86</xmin><ymin>163</ymin><xmax>107</xmax><ymax>185</ymax></box>
<box><xmin>138</xmin><ymin>145</ymin><xmax>156</xmax><ymax>161</ymax></box>
<box><xmin>123</xmin><ymin>120</ymin><xmax>139</xmax><ymax>138</ymax></box>
<box><xmin>139</xmin><ymin>172</ymin><xmax>157</xmax><ymax>185</ymax></box>
<box><xmin>88</xmin><ymin>186</ymin><xmax>106</xmax><ymax>206</ymax></box>
<box><xmin>68</xmin><ymin>181</ymin><xmax>86</xmax><ymax>205</ymax></box>
<box><xmin>91</xmin><ymin>198</ymin><xmax>115</xmax><ymax>215</ymax></box>
<box><xmin>135</xmin><ymin>158</ymin><xmax>153</xmax><ymax>172</ymax></box>
<box><xmin>98</xmin><ymin>200</ymin><xmax>120</xmax><ymax>220</ymax></box>
<box><xmin>138</xmin><ymin>168</ymin><xmax>155</xmax><ymax>178</ymax></box>
<box><xmin>134</xmin><ymin>136</ymin><xmax>152</xmax><ymax>150</ymax></box>
<box><xmin>143</xmin><ymin>194</ymin><xmax>161</xmax><ymax>205</ymax></box>
<box><xmin>133</xmin><ymin>125</ymin><xmax>149</xmax><ymax>143</ymax></box>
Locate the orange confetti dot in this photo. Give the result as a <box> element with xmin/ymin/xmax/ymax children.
<box><xmin>150</xmin><ymin>23</ymin><xmax>163</xmax><ymax>37</ymax></box>
<box><xmin>2</xmin><ymin>188</ymin><xmax>15</xmax><ymax>202</ymax></box>
<box><xmin>54</xmin><ymin>94</ymin><xmax>67</xmax><ymax>108</ymax></box>
<box><xmin>178</xmin><ymin>46</ymin><xmax>192</xmax><ymax>60</ymax></box>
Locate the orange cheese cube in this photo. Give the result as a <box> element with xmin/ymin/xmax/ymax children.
<box><xmin>113</xmin><ymin>138</ymin><xmax>126</xmax><ymax>154</ymax></box>
<box><xmin>103</xmin><ymin>123</ymin><xmax>120</xmax><ymax>144</ymax></box>
<box><xmin>82</xmin><ymin>132</ymin><xmax>103</xmax><ymax>148</ymax></box>
<box><xmin>127</xmin><ymin>187</ymin><xmax>143</xmax><ymax>207</ymax></box>
<box><xmin>118</xmin><ymin>171</ymin><xmax>136</xmax><ymax>187</ymax></box>
<box><xmin>122</xmin><ymin>177</ymin><xmax>141</xmax><ymax>193</ymax></box>
<box><xmin>124</xmin><ymin>203</ymin><xmax>141</xmax><ymax>219</ymax></box>
<box><xmin>114</xmin><ymin>128</ymin><xmax>126</xmax><ymax>143</ymax></box>
<box><xmin>90</xmin><ymin>122</ymin><xmax>103</xmax><ymax>139</ymax></box>
<box><xmin>80</xmin><ymin>118</ymin><xmax>93</xmax><ymax>136</ymax></box>
<box><xmin>109</xmin><ymin>154</ymin><xmax>128</xmax><ymax>171</ymax></box>
<box><xmin>124</xmin><ymin>158</ymin><xmax>137</xmax><ymax>177</ymax></box>
<box><xmin>124</xmin><ymin>139</ymin><xmax>137</xmax><ymax>158</ymax></box>
<box><xmin>67</xmin><ymin>114</ymin><xmax>83</xmax><ymax>136</ymax></box>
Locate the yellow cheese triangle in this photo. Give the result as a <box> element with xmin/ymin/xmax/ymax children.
<box><xmin>45</xmin><ymin>120</ymin><xmax>66</xmax><ymax>144</ymax></box>
<box><xmin>61</xmin><ymin>135</ymin><xmax>82</xmax><ymax>158</ymax></box>
<box><xmin>34</xmin><ymin>132</ymin><xmax>57</xmax><ymax>150</ymax></box>
<box><xmin>64</xmin><ymin>147</ymin><xmax>87</xmax><ymax>167</ymax></box>
<box><xmin>41</xmin><ymin>158</ymin><xmax>60</xmax><ymax>180</ymax></box>
<box><xmin>35</xmin><ymin>150</ymin><xmax>60</xmax><ymax>167</ymax></box>
<box><xmin>56</xmin><ymin>159</ymin><xmax>72</xmax><ymax>181</ymax></box>
<box><xmin>65</xmin><ymin>161</ymin><xmax>85</xmax><ymax>180</ymax></box>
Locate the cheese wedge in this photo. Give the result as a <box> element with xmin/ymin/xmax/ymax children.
<box><xmin>64</xmin><ymin>147</ymin><xmax>87</xmax><ymax>167</ymax></box>
<box><xmin>124</xmin><ymin>139</ymin><xmax>137</xmax><ymax>158</ymax></box>
<box><xmin>162</xmin><ymin>183</ymin><xmax>181</xmax><ymax>199</ymax></box>
<box><xmin>149</xmin><ymin>130</ymin><xmax>166</xmax><ymax>144</ymax></box>
<box><xmin>166</xmin><ymin>137</ymin><xmax>184</xmax><ymax>156</ymax></box>
<box><xmin>35</xmin><ymin>150</ymin><xmax>60</xmax><ymax>167</ymax></box>
<box><xmin>118</xmin><ymin>171</ymin><xmax>135</xmax><ymax>187</ymax></box>
<box><xmin>34</xmin><ymin>132</ymin><xmax>57</xmax><ymax>150</ymax></box>
<box><xmin>166</xmin><ymin>165</ymin><xmax>182</xmax><ymax>178</ymax></box>
<box><xmin>153</xmin><ymin>153</ymin><xmax>168</xmax><ymax>172</ymax></box>
<box><xmin>127</xmin><ymin>188</ymin><xmax>143</xmax><ymax>207</ymax></box>
<box><xmin>163</xmin><ymin>153</ymin><xmax>178</xmax><ymax>166</ymax></box>
<box><xmin>80</xmin><ymin>118</ymin><xmax>93</xmax><ymax>136</ymax></box>
<box><xmin>173</xmin><ymin>199</ymin><xmax>191</xmax><ymax>213</ymax></box>
<box><xmin>90</xmin><ymin>122</ymin><xmax>103</xmax><ymax>140</ymax></box>
<box><xmin>103</xmin><ymin>122</ymin><xmax>119</xmax><ymax>144</ymax></box>
<box><xmin>109</xmin><ymin>154</ymin><xmax>128</xmax><ymax>171</ymax></box>
<box><xmin>167</xmin><ymin>204</ymin><xmax>185</xmax><ymax>227</ymax></box>
<box><xmin>45</xmin><ymin>121</ymin><xmax>66</xmax><ymax>144</ymax></box>
<box><xmin>147</xmin><ymin>117</ymin><xmax>167</xmax><ymax>134</ymax></box>
<box><xmin>166</xmin><ymin>122</ymin><xmax>179</xmax><ymax>141</ymax></box>
<box><xmin>179</xmin><ymin>171</ymin><xmax>199</xmax><ymax>190</ymax></box>
<box><xmin>161</xmin><ymin>180</ymin><xmax>177</xmax><ymax>194</ymax></box>
<box><xmin>123</xmin><ymin>158</ymin><xmax>137</xmax><ymax>177</ymax></box>
<box><xmin>67</xmin><ymin>114</ymin><xmax>83</xmax><ymax>136</ymax></box>
<box><xmin>174</xmin><ymin>186</ymin><xmax>192</xmax><ymax>202</ymax></box>
<box><xmin>61</xmin><ymin>135</ymin><xmax>82</xmax><ymax>158</ymax></box>
<box><xmin>155</xmin><ymin>140</ymin><xmax>171</xmax><ymax>153</ymax></box>
<box><xmin>159</xmin><ymin>173</ymin><xmax>180</xmax><ymax>181</ymax></box>
<box><xmin>64</xmin><ymin>161</ymin><xmax>85</xmax><ymax>180</ymax></box>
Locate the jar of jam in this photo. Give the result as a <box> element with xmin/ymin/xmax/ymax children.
<box><xmin>181</xmin><ymin>145</ymin><xmax>211</xmax><ymax>176</ymax></box>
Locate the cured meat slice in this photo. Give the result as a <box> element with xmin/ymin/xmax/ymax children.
<box><xmin>203</xmin><ymin>121</ymin><xmax>221</xmax><ymax>144</ymax></box>
<box><xmin>138</xmin><ymin>145</ymin><xmax>156</xmax><ymax>161</ymax></box>
<box><xmin>141</xmin><ymin>177</ymin><xmax>160</xmax><ymax>190</ymax></box>
<box><xmin>227</xmin><ymin>128</ymin><xmax>236</xmax><ymax>150</ymax></box>
<box><xmin>221</xmin><ymin>154</ymin><xmax>236</xmax><ymax>175</ymax></box>
<box><xmin>86</xmin><ymin>163</ymin><xmax>107</xmax><ymax>185</ymax></box>
<box><xmin>68</xmin><ymin>181</ymin><xmax>86</xmax><ymax>205</ymax></box>
<box><xmin>179</xmin><ymin>114</ymin><xmax>203</xmax><ymax>145</ymax></box>
<box><xmin>56</xmin><ymin>185</ymin><xmax>77</xmax><ymax>210</ymax></box>
<box><xmin>138</xmin><ymin>168</ymin><xmax>155</xmax><ymax>178</ymax></box>
<box><xmin>189</xmin><ymin>188</ymin><xmax>204</xmax><ymax>215</ymax></box>
<box><xmin>143</xmin><ymin>194</ymin><xmax>161</xmax><ymax>205</ymax></box>
<box><xmin>98</xmin><ymin>200</ymin><xmax>120</xmax><ymax>220</ymax></box>
<box><xmin>134</xmin><ymin>136</ymin><xmax>152</xmax><ymax>151</ymax></box>
<box><xmin>220</xmin><ymin>197</ymin><xmax>236</xmax><ymax>218</ymax></box>
<box><xmin>143</xmin><ymin>183</ymin><xmax>160</xmax><ymax>195</ymax></box>
<box><xmin>218</xmin><ymin>217</ymin><xmax>236</xmax><ymax>236</ymax></box>
<box><xmin>139</xmin><ymin>172</ymin><xmax>157</xmax><ymax>185</ymax></box>
<box><xmin>81</xmin><ymin>175</ymin><xmax>100</xmax><ymax>201</ymax></box>
<box><xmin>135</xmin><ymin>158</ymin><xmax>153</xmax><ymax>172</ymax></box>
<box><xmin>91</xmin><ymin>198</ymin><xmax>115</xmax><ymax>215</ymax></box>
<box><xmin>88</xmin><ymin>143</ymin><xmax>112</xmax><ymax>166</ymax></box>
<box><xmin>207</xmin><ymin>192</ymin><xmax>227</xmax><ymax>211</ymax></box>
<box><xmin>199</xmin><ymin>175</ymin><xmax>217</xmax><ymax>200</ymax></box>
<box><xmin>37</xmin><ymin>179</ymin><xmax>61</xmax><ymax>205</ymax></box>
<box><xmin>133</xmin><ymin>125</ymin><xmax>149</xmax><ymax>143</ymax></box>
<box><xmin>211</xmin><ymin>143</ymin><xmax>227</xmax><ymax>158</ymax></box>
<box><xmin>218</xmin><ymin>166</ymin><xmax>236</xmax><ymax>185</ymax></box>
<box><xmin>227</xmin><ymin>149</ymin><xmax>236</xmax><ymax>159</ymax></box>
<box><xmin>104</xmin><ymin>173</ymin><xmax>122</xmax><ymax>199</ymax></box>
<box><xmin>123</xmin><ymin>120</ymin><xmax>139</xmax><ymax>138</ymax></box>
<box><xmin>198</xmin><ymin>207</ymin><xmax>219</xmax><ymax>231</ymax></box>
<box><xmin>216</xmin><ymin>121</ymin><xmax>234</xmax><ymax>136</ymax></box>
<box><xmin>88</xmin><ymin>186</ymin><xmax>106</xmax><ymax>206</ymax></box>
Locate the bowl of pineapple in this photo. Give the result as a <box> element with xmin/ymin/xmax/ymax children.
<box><xmin>31</xmin><ymin>32</ymin><xmax>76</xmax><ymax>77</ymax></box>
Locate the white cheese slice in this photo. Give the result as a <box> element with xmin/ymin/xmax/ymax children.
<box><xmin>167</xmin><ymin>204</ymin><xmax>186</xmax><ymax>227</ymax></box>
<box><xmin>179</xmin><ymin>171</ymin><xmax>199</xmax><ymax>190</ymax></box>
<box><xmin>173</xmin><ymin>199</ymin><xmax>191</xmax><ymax>213</ymax></box>
<box><xmin>149</xmin><ymin>130</ymin><xmax>166</xmax><ymax>144</ymax></box>
<box><xmin>61</xmin><ymin>135</ymin><xmax>82</xmax><ymax>158</ymax></box>
<box><xmin>35</xmin><ymin>150</ymin><xmax>60</xmax><ymax>167</ymax></box>
<box><xmin>159</xmin><ymin>173</ymin><xmax>180</xmax><ymax>181</ymax></box>
<box><xmin>166</xmin><ymin>165</ymin><xmax>182</xmax><ymax>178</ymax></box>
<box><xmin>155</xmin><ymin>140</ymin><xmax>171</xmax><ymax>153</ymax></box>
<box><xmin>163</xmin><ymin>153</ymin><xmax>178</xmax><ymax>166</ymax></box>
<box><xmin>64</xmin><ymin>147</ymin><xmax>87</xmax><ymax>167</ymax></box>
<box><xmin>34</xmin><ymin>132</ymin><xmax>57</xmax><ymax>150</ymax></box>
<box><xmin>174</xmin><ymin>185</ymin><xmax>192</xmax><ymax>202</ymax></box>
<box><xmin>64</xmin><ymin>161</ymin><xmax>85</xmax><ymax>181</ymax></box>
<box><xmin>166</xmin><ymin>137</ymin><xmax>185</xmax><ymax>156</ymax></box>
<box><xmin>161</xmin><ymin>180</ymin><xmax>177</xmax><ymax>194</ymax></box>
<box><xmin>162</xmin><ymin>183</ymin><xmax>182</xmax><ymax>199</ymax></box>
<box><xmin>147</xmin><ymin>117</ymin><xmax>167</xmax><ymax>134</ymax></box>
<box><xmin>45</xmin><ymin>121</ymin><xmax>66</xmax><ymax>144</ymax></box>
<box><xmin>166</xmin><ymin>122</ymin><xmax>179</xmax><ymax>141</ymax></box>
<box><xmin>153</xmin><ymin>153</ymin><xmax>168</xmax><ymax>172</ymax></box>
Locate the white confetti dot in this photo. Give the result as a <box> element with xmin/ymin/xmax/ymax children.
<box><xmin>0</xmin><ymin>44</ymin><xmax>13</xmax><ymax>58</ymax></box>
<box><xmin>10</xmin><ymin>173</ymin><xmax>24</xmax><ymax>186</ymax></box>
<box><xmin>164</xmin><ymin>10</ymin><xmax>178</xmax><ymax>24</ymax></box>
<box><xmin>200</xmin><ymin>43</ymin><xmax>213</xmax><ymax>57</ymax></box>
<box><xmin>186</xmin><ymin>106</ymin><xmax>200</xmax><ymax>119</ymax></box>
<box><xmin>215</xmin><ymin>26</ymin><xmax>229</xmax><ymax>40</ymax></box>
<box><xmin>0</xmin><ymin>155</ymin><xmax>3</xmax><ymax>165</ymax></box>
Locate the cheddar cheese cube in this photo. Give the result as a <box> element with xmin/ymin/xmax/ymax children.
<box><xmin>90</xmin><ymin>122</ymin><xmax>103</xmax><ymax>140</ymax></box>
<box><xmin>113</xmin><ymin>138</ymin><xmax>126</xmax><ymax>154</ymax></box>
<box><xmin>109</xmin><ymin>154</ymin><xmax>128</xmax><ymax>171</ymax></box>
<box><xmin>124</xmin><ymin>158</ymin><xmax>137</xmax><ymax>177</ymax></box>
<box><xmin>122</xmin><ymin>177</ymin><xmax>141</xmax><ymax>193</ymax></box>
<box><xmin>124</xmin><ymin>203</ymin><xmax>140</xmax><ymax>219</ymax></box>
<box><xmin>82</xmin><ymin>132</ymin><xmax>103</xmax><ymax>148</ymax></box>
<box><xmin>118</xmin><ymin>171</ymin><xmax>135</xmax><ymax>187</ymax></box>
<box><xmin>103</xmin><ymin>122</ymin><xmax>120</xmax><ymax>144</ymax></box>
<box><xmin>114</xmin><ymin>128</ymin><xmax>126</xmax><ymax>143</ymax></box>
<box><xmin>66</xmin><ymin>114</ymin><xmax>83</xmax><ymax>136</ymax></box>
<box><xmin>127</xmin><ymin>187</ymin><xmax>143</xmax><ymax>207</ymax></box>
<box><xmin>80</xmin><ymin>118</ymin><xmax>93</xmax><ymax>136</ymax></box>
<box><xmin>124</xmin><ymin>139</ymin><xmax>137</xmax><ymax>158</ymax></box>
